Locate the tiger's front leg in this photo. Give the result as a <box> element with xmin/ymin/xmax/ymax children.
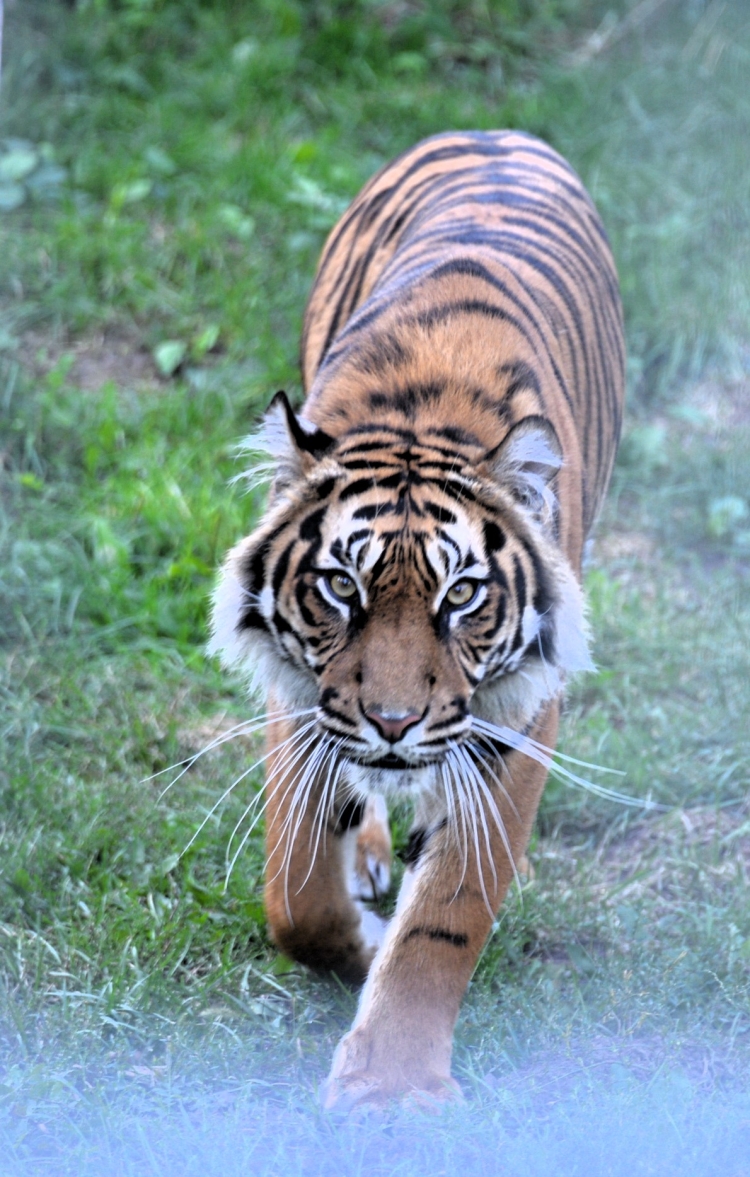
<box><xmin>321</xmin><ymin>703</ymin><xmax>559</xmax><ymax>1111</ymax></box>
<box><xmin>263</xmin><ymin>710</ymin><xmax>390</xmax><ymax>985</ymax></box>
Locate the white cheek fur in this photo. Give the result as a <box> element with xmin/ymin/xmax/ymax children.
<box><xmin>207</xmin><ymin>538</ymin><xmax>317</xmax><ymax>712</ymax></box>
<box><xmin>472</xmin><ymin>550</ymin><xmax>594</xmax><ymax>731</ymax></box>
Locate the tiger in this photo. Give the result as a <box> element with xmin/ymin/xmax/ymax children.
<box><xmin>209</xmin><ymin>130</ymin><xmax>624</xmax><ymax>1111</ymax></box>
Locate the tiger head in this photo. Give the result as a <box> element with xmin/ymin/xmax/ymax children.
<box><xmin>209</xmin><ymin>393</ymin><xmax>593</xmax><ymax>798</ymax></box>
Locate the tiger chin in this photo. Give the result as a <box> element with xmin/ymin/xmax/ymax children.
<box><xmin>208</xmin><ymin>130</ymin><xmax>624</xmax><ymax>1112</ymax></box>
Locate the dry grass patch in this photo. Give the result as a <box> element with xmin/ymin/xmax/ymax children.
<box><xmin>18</xmin><ymin>325</ymin><xmax>157</xmax><ymax>392</ymax></box>
<box><xmin>682</xmin><ymin>370</ymin><xmax>750</xmax><ymax>431</ymax></box>
<box><xmin>597</xmin><ymin>805</ymin><xmax>750</xmax><ymax>899</ymax></box>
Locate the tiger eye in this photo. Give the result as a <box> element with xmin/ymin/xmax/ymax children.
<box><xmin>329</xmin><ymin>572</ymin><xmax>357</xmax><ymax>600</ymax></box>
<box><xmin>446</xmin><ymin>580</ymin><xmax>476</xmax><ymax>607</ymax></box>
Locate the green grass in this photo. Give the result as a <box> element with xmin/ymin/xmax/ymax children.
<box><xmin>553</xmin><ymin>1</ymin><xmax>750</xmax><ymax>392</ymax></box>
<box><xmin>1</xmin><ymin>0</ymin><xmax>750</xmax><ymax>1171</ymax></box>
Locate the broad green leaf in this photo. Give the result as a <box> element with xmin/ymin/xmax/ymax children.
<box><xmin>193</xmin><ymin>324</ymin><xmax>220</xmax><ymax>357</ymax></box>
<box><xmin>143</xmin><ymin>146</ymin><xmax>177</xmax><ymax>176</ymax></box>
<box><xmin>216</xmin><ymin>203</ymin><xmax>255</xmax><ymax>240</ymax></box>
<box><xmin>153</xmin><ymin>340</ymin><xmax>187</xmax><ymax>377</ymax></box>
<box><xmin>110</xmin><ymin>179</ymin><xmax>153</xmax><ymax>211</ymax></box>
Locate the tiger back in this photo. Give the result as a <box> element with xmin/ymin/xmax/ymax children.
<box><xmin>209</xmin><ymin>130</ymin><xmax>624</xmax><ymax>1111</ymax></box>
<box><xmin>302</xmin><ymin>130</ymin><xmax>624</xmax><ymax>562</ymax></box>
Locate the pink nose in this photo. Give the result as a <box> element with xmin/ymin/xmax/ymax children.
<box><xmin>365</xmin><ymin>710</ymin><xmax>422</xmax><ymax>743</ymax></box>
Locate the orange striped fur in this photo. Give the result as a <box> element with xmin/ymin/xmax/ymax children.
<box><xmin>210</xmin><ymin>130</ymin><xmax>624</xmax><ymax>1109</ymax></box>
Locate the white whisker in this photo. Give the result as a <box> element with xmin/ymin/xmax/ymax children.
<box><xmin>440</xmin><ymin>759</ymin><xmax>462</xmax><ymax>875</ymax></box>
<box><xmin>456</xmin><ymin>747</ymin><xmax>498</xmax><ymax>896</ymax></box>
<box><xmin>273</xmin><ymin>733</ymin><xmax>330</xmax><ymax>861</ymax></box>
<box><xmin>223</xmin><ymin>720</ymin><xmax>320</xmax><ymax>874</ymax></box>
<box><xmin>178</xmin><ymin>728</ymin><xmax>304</xmax><ymax>862</ymax></box>
<box><xmin>270</xmin><ymin>731</ymin><xmax>331</xmax><ymax>865</ymax></box>
<box><xmin>444</xmin><ymin>749</ymin><xmax>470</xmax><ymax>899</ymax></box>
<box><xmin>456</xmin><ymin>751</ymin><xmax>495</xmax><ymax>918</ymax></box>
<box><xmin>466</xmin><ymin>737</ymin><xmax>520</xmax><ymax>822</ymax></box>
<box><xmin>228</xmin><ymin>721</ymin><xmax>322</xmax><ymax>859</ymax></box>
<box><xmin>154</xmin><ymin>719</ymin><xmax>269</xmax><ymax>797</ymax></box>
<box><xmin>471</xmin><ymin>715</ymin><xmax>617</xmax><ymax>775</ymax></box>
<box><xmin>454</xmin><ymin>741</ymin><xmax>521</xmax><ymax>901</ymax></box>
<box><xmin>224</xmin><ymin>727</ymin><xmax>323</xmax><ymax>892</ymax></box>
<box><xmin>270</xmin><ymin>735</ymin><xmax>335</xmax><ymax>920</ymax></box>
<box><xmin>469</xmin><ymin>717</ymin><xmax>662</xmax><ymax>810</ymax></box>
<box><xmin>297</xmin><ymin>742</ymin><xmax>344</xmax><ymax>896</ymax></box>
<box><xmin>148</xmin><ymin>705</ymin><xmax>317</xmax><ymax>798</ymax></box>
<box><xmin>308</xmin><ymin>738</ymin><xmax>343</xmax><ymax>860</ymax></box>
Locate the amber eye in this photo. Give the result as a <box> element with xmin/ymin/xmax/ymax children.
<box><xmin>445</xmin><ymin>580</ymin><xmax>477</xmax><ymax>608</ymax></box>
<box><xmin>328</xmin><ymin>572</ymin><xmax>357</xmax><ymax>601</ymax></box>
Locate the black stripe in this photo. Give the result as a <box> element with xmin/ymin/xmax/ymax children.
<box><xmin>483</xmin><ymin>520</ymin><xmax>506</xmax><ymax>554</ymax></box>
<box><xmin>300</xmin><ymin>506</ymin><xmax>327</xmax><ymax>543</ymax></box>
<box><xmin>400</xmin><ymin>827</ymin><xmax>428</xmax><ymax>866</ymax></box>
<box><xmin>321</xmin><ymin>703</ymin><xmax>358</xmax><ymax>728</ymax></box>
<box><xmin>339</xmin><ymin>471</ymin><xmax>403</xmax><ymax>500</ymax></box>
<box><xmin>352</xmin><ymin>502</ymin><xmax>398</xmax><ymax>520</ymax></box>
<box><xmin>404</xmin><ymin>926</ymin><xmax>468</xmax><ymax>948</ymax></box>
<box><xmin>271</xmin><ymin>539</ymin><xmax>295</xmax><ymax>597</ymax></box>
<box><xmin>510</xmin><ymin>554</ymin><xmax>527</xmax><ymax>653</ymax></box>
<box><xmin>424</xmin><ymin>501</ymin><xmax>457</xmax><ymax>525</ymax></box>
<box><xmin>335</xmin><ymin>798</ymin><xmax>365</xmax><ymax>833</ymax></box>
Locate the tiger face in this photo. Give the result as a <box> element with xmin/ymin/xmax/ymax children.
<box><xmin>210</xmin><ymin>393</ymin><xmax>592</xmax><ymax>802</ymax></box>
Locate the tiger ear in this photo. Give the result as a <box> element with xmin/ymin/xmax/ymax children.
<box><xmin>263</xmin><ymin>391</ymin><xmax>335</xmax><ymax>483</ymax></box>
<box><xmin>484</xmin><ymin>416</ymin><xmax>562</xmax><ymax>519</ymax></box>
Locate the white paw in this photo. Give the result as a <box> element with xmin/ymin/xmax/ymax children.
<box><xmin>353</xmin><ymin>851</ymin><xmax>391</xmax><ymax>901</ymax></box>
<box><xmin>359</xmin><ymin>908</ymin><xmax>388</xmax><ymax>955</ymax></box>
<box><xmin>354</xmin><ymin>795</ymin><xmax>392</xmax><ymax>900</ymax></box>
<box><xmin>341</xmin><ymin>795</ymin><xmax>392</xmax><ymax>902</ymax></box>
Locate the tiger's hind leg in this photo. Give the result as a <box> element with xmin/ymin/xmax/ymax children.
<box><xmin>263</xmin><ymin>710</ymin><xmax>386</xmax><ymax>985</ymax></box>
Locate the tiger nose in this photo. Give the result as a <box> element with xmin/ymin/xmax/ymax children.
<box><xmin>365</xmin><ymin>709</ymin><xmax>423</xmax><ymax>743</ymax></box>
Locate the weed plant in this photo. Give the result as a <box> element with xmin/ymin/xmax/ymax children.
<box><xmin>0</xmin><ymin>1</ymin><xmax>749</xmax><ymax>1171</ymax></box>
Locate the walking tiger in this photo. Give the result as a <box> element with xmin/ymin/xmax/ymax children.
<box><xmin>209</xmin><ymin>130</ymin><xmax>624</xmax><ymax>1110</ymax></box>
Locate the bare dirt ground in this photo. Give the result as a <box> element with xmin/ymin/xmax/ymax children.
<box><xmin>18</xmin><ymin>325</ymin><xmax>158</xmax><ymax>391</ymax></box>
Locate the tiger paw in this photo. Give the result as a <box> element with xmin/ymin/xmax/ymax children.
<box><xmin>352</xmin><ymin>795</ymin><xmax>391</xmax><ymax>901</ymax></box>
<box><xmin>320</xmin><ymin>1027</ymin><xmax>462</xmax><ymax>1114</ymax></box>
<box><xmin>321</xmin><ymin>1065</ymin><xmax>463</xmax><ymax>1115</ymax></box>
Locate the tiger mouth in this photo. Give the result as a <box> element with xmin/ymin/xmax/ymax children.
<box><xmin>365</xmin><ymin>753</ymin><xmax>415</xmax><ymax>771</ymax></box>
<box><xmin>352</xmin><ymin>751</ymin><xmax>441</xmax><ymax>771</ymax></box>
